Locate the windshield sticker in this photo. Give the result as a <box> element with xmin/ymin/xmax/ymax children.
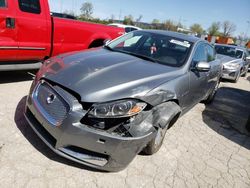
<box><xmin>170</xmin><ymin>39</ymin><xmax>191</xmax><ymax>48</ymax></box>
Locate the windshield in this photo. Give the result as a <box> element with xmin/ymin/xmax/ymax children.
<box><xmin>215</xmin><ymin>45</ymin><xmax>243</xmax><ymax>59</ymax></box>
<box><xmin>106</xmin><ymin>31</ymin><xmax>193</xmax><ymax>67</ymax></box>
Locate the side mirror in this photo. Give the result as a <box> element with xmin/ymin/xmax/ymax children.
<box><xmin>103</xmin><ymin>39</ymin><xmax>111</xmax><ymax>46</ymax></box>
<box><xmin>196</xmin><ymin>61</ymin><xmax>210</xmax><ymax>72</ymax></box>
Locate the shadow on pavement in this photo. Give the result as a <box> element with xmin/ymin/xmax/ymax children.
<box><xmin>14</xmin><ymin>96</ymin><xmax>105</xmax><ymax>172</ymax></box>
<box><xmin>202</xmin><ymin>86</ymin><xmax>250</xmax><ymax>149</ymax></box>
<box><xmin>0</xmin><ymin>70</ymin><xmax>36</xmax><ymax>84</ymax></box>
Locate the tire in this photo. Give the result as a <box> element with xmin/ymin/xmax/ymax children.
<box><xmin>203</xmin><ymin>79</ymin><xmax>220</xmax><ymax>104</ymax></box>
<box><xmin>242</xmin><ymin>70</ymin><xmax>247</xmax><ymax>77</ymax></box>
<box><xmin>142</xmin><ymin>104</ymin><xmax>180</xmax><ymax>155</ymax></box>
<box><xmin>233</xmin><ymin>71</ymin><xmax>240</xmax><ymax>83</ymax></box>
<box><xmin>142</xmin><ymin>126</ymin><xmax>168</xmax><ymax>155</ymax></box>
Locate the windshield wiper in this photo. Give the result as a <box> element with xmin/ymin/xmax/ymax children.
<box><xmin>121</xmin><ymin>51</ymin><xmax>158</xmax><ymax>63</ymax></box>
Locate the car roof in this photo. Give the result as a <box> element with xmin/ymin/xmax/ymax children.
<box><xmin>141</xmin><ymin>30</ymin><xmax>202</xmax><ymax>43</ymax></box>
<box><xmin>214</xmin><ymin>43</ymin><xmax>246</xmax><ymax>51</ymax></box>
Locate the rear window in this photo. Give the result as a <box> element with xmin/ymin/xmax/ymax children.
<box><xmin>0</xmin><ymin>0</ymin><xmax>7</xmax><ymax>8</ymax></box>
<box><xmin>18</xmin><ymin>0</ymin><xmax>41</xmax><ymax>14</ymax></box>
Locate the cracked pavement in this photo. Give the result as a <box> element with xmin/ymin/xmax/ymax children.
<box><xmin>0</xmin><ymin>71</ymin><xmax>250</xmax><ymax>188</ymax></box>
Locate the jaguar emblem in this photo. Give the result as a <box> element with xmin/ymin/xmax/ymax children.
<box><xmin>46</xmin><ymin>93</ymin><xmax>56</xmax><ymax>104</ymax></box>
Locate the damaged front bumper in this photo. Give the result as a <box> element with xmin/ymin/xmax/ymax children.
<box><xmin>24</xmin><ymin>81</ymin><xmax>156</xmax><ymax>171</ymax></box>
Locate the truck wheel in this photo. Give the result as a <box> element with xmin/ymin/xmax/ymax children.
<box><xmin>203</xmin><ymin>79</ymin><xmax>220</xmax><ymax>104</ymax></box>
<box><xmin>142</xmin><ymin>104</ymin><xmax>180</xmax><ymax>155</ymax></box>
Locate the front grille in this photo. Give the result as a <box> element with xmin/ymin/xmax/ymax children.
<box><xmin>34</xmin><ymin>82</ymin><xmax>70</xmax><ymax>125</ymax></box>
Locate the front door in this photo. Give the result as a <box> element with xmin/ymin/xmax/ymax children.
<box><xmin>188</xmin><ymin>42</ymin><xmax>209</xmax><ymax>105</ymax></box>
<box><xmin>15</xmin><ymin>0</ymin><xmax>51</xmax><ymax>61</ymax></box>
<box><xmin>0</xmin><ymin>0</ymin><xmax>18</xmax><ymax>61</ymax></box>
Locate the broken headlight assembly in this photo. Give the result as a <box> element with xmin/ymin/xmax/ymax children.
<box><xmin>88</xmin><ymin>99</ymin><xmax>147</xmax><ymax>118</ymax></box>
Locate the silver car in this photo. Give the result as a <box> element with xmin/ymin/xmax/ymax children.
<box><xmin>24</xmin><ymin>30</ymin><xmax>221</xmax><ymax>171</ymax></box>
<box><xmin>215</xmin><ymin>44</ymin><xmax>249</xmax><ymax>82</ymax></box>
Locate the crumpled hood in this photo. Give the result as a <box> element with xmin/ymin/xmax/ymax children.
<box><xmin>216</xmin><ymin>54</ymin><xmax>241</xmax><ymax>65</ymax></box>
<box><xmin>42</xmin><ymin>49</ymin><xmax>180</xmax><ymax>103</ymax></box>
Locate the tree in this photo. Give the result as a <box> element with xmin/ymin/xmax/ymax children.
<box><xmin>63</xmin><ymin>10</ymin><xmax>75</xmax><ymax>17</ymax></box>
<box><xmin>222</xmin><ymin>21</ymin><xmax>236</xmax><ymax>37</ymax></box>
<box><xmin>110</xmin><ymin>14</ymin><xmax>115</xmax><ymax>22</ymax></box>
<box><xmin>123</xmin><ymin>15</ymin><xmax>134</xmax><ymax>25</ymax></box>
<box><xmin>136</xmin><ymin>15</ymin><xmax>143</xmax><ymax>23</ymax></box>
<box><xmin>163</xmin><ymin>19</ymin><xmax>178</xmax><ymax>31</ymax></box>
<box><xmin>207</xmin><ymin>22</ymin><xmax>221</xmax><ymax>36</ymax></box>
<box><xmin>152</xmin><ymin>19</ymin><xmax>160</xmax><ymax>24</ymax></box>
<box><xmin>190</xmin><ymin>23</ymin><xmax>204</xmax><ymax>35</ymax></box>
<box><xmin>80</xmin><ymin>2</ymin><xmax>93</xmax><ymax>19</ymax></box>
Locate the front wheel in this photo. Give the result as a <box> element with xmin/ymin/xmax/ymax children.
<box><xmin>142</xmin><ymin>126</ymin><xmax>168</xmax><ymax>155</ymax></box>
<box><xmin>233</xmin><ymin>71</ymin><xmax>240</xmax><ymax>83</ymax></box>
<box><xmin>203</xmin><ymin>79</ymin><xmax>220</xmax><ymax>104</ymax></box>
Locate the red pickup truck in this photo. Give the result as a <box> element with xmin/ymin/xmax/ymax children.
<box><xmin>0</xmin><ymin>0</ymin><xmax>124</xmax><ymax>70</ymax></box>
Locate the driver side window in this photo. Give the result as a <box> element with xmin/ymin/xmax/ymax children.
<box><xmin>192</xmin><ymin>43</ymin><xmax>207</xmax><ymax>67</ymax></box>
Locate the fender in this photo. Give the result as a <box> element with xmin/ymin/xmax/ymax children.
<box><xmin>151</xmin><ymin>101</ymin><xmax>181</xmax><ymax>129</ymax></box>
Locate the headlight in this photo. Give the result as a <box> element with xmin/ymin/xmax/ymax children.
<box><xmin>224</xmin><ymin>63</ymin><xmax>240</xmax><ymax>69</ymax></box>
<box><xmin>88</xmin><ymin>99</ymin><xmax>147</xmax><ymax>118</ymax></box>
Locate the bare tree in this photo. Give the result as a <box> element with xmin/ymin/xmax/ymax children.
<box><xmin>80</xmin><ymin>2</ymin><xmax>93</xmax><ymax>19</ymax></box>
<box><xmin>110</xmin><ymin>14</ymin><xmax>115</xmax><ymax>22</ymax></box>
<box><xmin>222</xmin><ymin>21</ymin><xmax>236</xmax><ymax>37</ymax></box>
<box><xmin>207</xmin><ymin>22</ymin><xmax>221</xmax><ymax>36</ymax></box>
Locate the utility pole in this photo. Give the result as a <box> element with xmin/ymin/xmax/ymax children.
<box><xmin>119</xmin><ymin>9</ymin><xmax>122</xmax><ymax>22</ymax></box>
<box><xmin>246</xmin><ymin>21</ymin><xmax>250</xmax><ymax>38</ymax></box>
<box><xmin>60</xmin><ymin>0</ymin><xmax>63</xmax><ymax>13</ymax></box>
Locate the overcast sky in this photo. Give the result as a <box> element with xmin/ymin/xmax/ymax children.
<box><xmin>48</xmin><ymin>0</ymin><xmax>250</xmax><ymax>37</ymax></box>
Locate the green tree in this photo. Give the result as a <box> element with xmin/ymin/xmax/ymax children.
<box><xmin>207</xmin><ymin>22</ymin><xmax>221</xmax><ymax>36</ymax></box>
<box><xmin>163</xmin><ymin>20</ymin><xmax>178</xmax><ymax>31</ymax></box>
<box><xmin>190</xmin><ymin>23</ymin><xmax>204</xmax><ymax>35</ymax></box>
<box><xmin>152</xmin><ymin>19</ymin><xmax>160</xmax><ymax>24</ymax></box>
<box><xmin>80</xmin><ymin>2</ymin><xmax>93</xmax><ymax>19</ymax></box>
<box><xmin>123</xmin><ymin>15</ymin><xmax>134</xmax><ymax>25</ymax></box>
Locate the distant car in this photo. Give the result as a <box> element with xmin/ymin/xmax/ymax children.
<box><xmin>108</xmin><ymin>23</ymin><xmax>141</xmax><ymax>33</ymax></box>
<box><xmin>248</xmin><ymin>49</ymin><xmax>250</xmax><ymax>71</ymax></box>
<box><xmin>25</xmin><ymin>30</ymin><xmax>221</xmax><ymax>172</ymax></box>
<box><xmin>215</xmin><ymin>44</ymin><xmax>249</xmax><ymax>82</ymax></box>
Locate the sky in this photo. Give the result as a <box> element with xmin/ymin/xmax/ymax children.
<box><xmin>48</xmin><ymin>0</ymin><xmax>250</xmax><ymax>37</ymax></box>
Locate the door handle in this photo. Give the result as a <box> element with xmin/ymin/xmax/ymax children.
<box><xmin>6</xmin><ymin>17</ymin><xmax>15</xmax><ymax>29</ymax></box>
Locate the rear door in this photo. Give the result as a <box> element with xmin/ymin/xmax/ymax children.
<box><xmin>15</xmin><ymin>0</ymin><xmax>51</xmax><ymax>60</ymax></box>
<box><xmin>0</xmin><ymin>0</ymin><xmax>18</xmax><ymax>61</ymax></box>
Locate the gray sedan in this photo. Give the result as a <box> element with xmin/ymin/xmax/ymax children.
<box><xmin>24</xmin><ymin>30</ymin><xmax>221</xmax><ymax>171</ymax></box>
